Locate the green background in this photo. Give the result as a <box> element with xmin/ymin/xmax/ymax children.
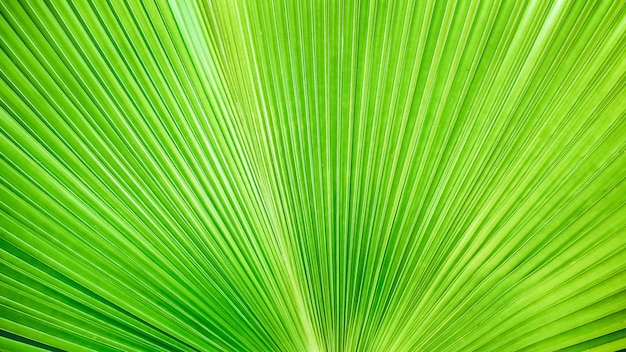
<box><xmin>1</xmin><ymin>0</ymin><xmax>625</xmax><ymax>350</ymax></box>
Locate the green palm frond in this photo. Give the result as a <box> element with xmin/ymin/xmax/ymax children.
<box><xmin>1</xmin><ymin>0</ymin><xmax>625</xmax><ymax>351</ymax></box>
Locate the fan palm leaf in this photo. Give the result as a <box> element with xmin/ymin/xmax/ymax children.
<box><xmin>1</xmin><ymin>0</ymin><xmax>625</xmax><ymax>351</ymax></box>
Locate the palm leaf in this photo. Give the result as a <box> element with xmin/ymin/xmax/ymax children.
<box><xmin>1</xmin><ymin>0</ymin><xmax>625</xmax><ymax>351</ymax></box>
